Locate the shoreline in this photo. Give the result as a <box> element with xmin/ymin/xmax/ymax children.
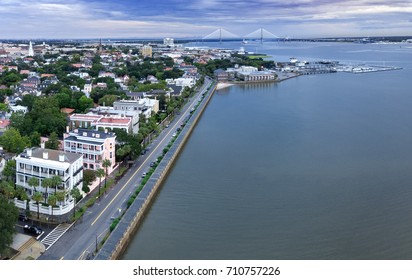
<box><xmin>216</xmin><ymin>82</ymin><xmax>235</xmax><ymax>90</ymax></box>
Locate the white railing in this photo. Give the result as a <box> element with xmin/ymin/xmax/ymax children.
<box><xmin>13</xmin><ymin>198</ymin><xmax>75</xmax><ymax>216</ymax></box>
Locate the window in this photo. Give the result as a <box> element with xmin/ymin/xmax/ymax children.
<box><xmin>110</xmin><ymin>152</ymin><xmax>112</xmax><ymax>159</ymax></box>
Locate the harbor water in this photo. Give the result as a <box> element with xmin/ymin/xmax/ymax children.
<box><xmin>122</xmin><ymin>41</ymin><xmax>412</xmax><ymax>259</ymax></box>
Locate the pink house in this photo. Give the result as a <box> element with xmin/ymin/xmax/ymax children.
<box><xmin>63</xmin><ymin>129</ymin><xmax>116</xmax><ymax>174</ymax></box>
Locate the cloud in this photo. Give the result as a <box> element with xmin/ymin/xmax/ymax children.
<box><xmin>0</xmin><ymin>0</ymin><xmax>411</xmax><ymax>39</ymax></box>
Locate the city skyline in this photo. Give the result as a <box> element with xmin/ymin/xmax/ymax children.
<box><xmin>0</xmin><ymin>0</ymin><xmax>412</xmax><ymax>39</ymax></box>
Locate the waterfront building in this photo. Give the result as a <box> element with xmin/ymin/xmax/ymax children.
<box><xmin>15</xmin><ymin>148</ymin><xmax>83</xmax><ymax>208</ymax></box>
<box><xmin>213</xmin><ymin>69</ymin><xmax>229</xmax><ymax>82</ymax></box>
<box><xmin>64</xmin><ymin>128</ymin><xmax>116</xmax><ymax>173</ymax></box>
<box><xmin>236</xmin><ymin>70</ymin><xmax>276</xmax><ymax>82</ymax></box>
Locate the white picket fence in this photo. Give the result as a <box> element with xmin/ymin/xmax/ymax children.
<box><xmin>13</xmin><ymin>198</ymin><xmax>75</xmax><ymax>216</ymax></box>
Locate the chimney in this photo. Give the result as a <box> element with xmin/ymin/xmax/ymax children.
<box><xmin>43</xmin><ymin>152</ymin><xmax>48</xmax><ymax>159</ymax></box>
<box><xmin>40</xmin><ymin>142</ymin><xmax>45</xmax><ymax>149</ymax></box>
<box><xmin>27</xmin><ymin>148</ymin><xmax>32</xmax><ymax>157</ymax></box>
<box><xmin>59</xmin><ymin>154</ymin><xmax>65</xmax><ymax>162</ymax></box>
<box><xmin>66</xmin><ymin>126</ymin><xmax>70</xmax><ymax>133</ymax></box>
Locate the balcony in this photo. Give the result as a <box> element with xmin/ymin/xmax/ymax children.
<box><xmin>65</xmin><ymin>147</ymin><xmax>104</xmax><ymax>155</ymax></box>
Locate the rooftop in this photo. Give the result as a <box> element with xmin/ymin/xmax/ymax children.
<box><xmin>70</xmin><ymin>128</ymin><xmax>116</xmax><ymax>139</ymax></box>
<box><xmin>20</xmin><ymin>147</ymin><xmax>82</xmax><ymax>164</ymax></box>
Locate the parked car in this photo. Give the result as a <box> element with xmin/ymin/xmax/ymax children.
<box><xmin>150</xmin><ymin>162</ymin><xmax>156</xmax><ymax>167</ymax></box>
<box><xmin>24</xmin><ymin>225</ymin><xmax>42</xmax><ymax>236</ymax></box>
<box><xmin>142</xmin><ymin>172</ymin><xmax>147</xmax><ymax>178</ymax></box>
<box><xmin>18</xmin><ymin>214</ymin><xmax>29</xmax><ymax>222</ymax></box>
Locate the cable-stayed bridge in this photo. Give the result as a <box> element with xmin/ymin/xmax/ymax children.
<box><xmin>244</xmin><ymin>28</ymin><xmax>279</xmax><ymax>43</ymax></box>
<box><xmin>202</xmin><ymin>28</ymin><xmax>280</xmax><ymax>43</ymax></box>
<box><xmin>202</xmin><ymin>28</ymin><xmax>240</xmax><ymax>42</ymax></box>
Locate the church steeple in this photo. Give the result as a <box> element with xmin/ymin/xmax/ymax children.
<box><xmin>28</xmin><ymin>41</ymin><xmax>34</xmax><ymax>56</ymax></box>
<box><xmin>98</xmin><ymin>39</ymin><xmax>102</xmax><ymax>54</ymax></box>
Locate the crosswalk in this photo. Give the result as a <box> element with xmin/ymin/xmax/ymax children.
<box><xmin>41</xmin><ymin>223</ymin><xmax>73</xmax><ymax>250</ymax></box>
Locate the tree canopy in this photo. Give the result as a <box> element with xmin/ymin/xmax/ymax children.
<box><xmin>0</xmin><ymin>195</ymin><xmax>18</xmax><ymax>255</ymax></box>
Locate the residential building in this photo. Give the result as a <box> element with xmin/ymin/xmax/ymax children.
<box><xmin>95</xmin><ymin>116</ymin><xmax>132</xmax><ymax>133</ymax></box>
<box><xmin>64</xmin><ymin>129</ymin><xmax>116</xmax><ymax>173</ymax></box>
<box><xmin>140</xmin><ymin>45</ymin><xmax>152</xmax><ymax>57</ymax></box>
<box><xmin>69</xmin><ymin>113</ymin><xmax>133</xmax><ymax>134</ymax></box>
<box><xmin>15</xmin><ymin>148</ymin><xmax>83</xmax><ymax>207</ymax></box>
<box><xmin>69</xmin><ymin>113</ymin><xmax>102</xmax><ymax>130</ymax></box>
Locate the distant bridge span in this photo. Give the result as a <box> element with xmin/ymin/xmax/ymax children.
<box><xmin>202</xmin><ymin>27</ymin><xmax>281</xmax><ymax>43</ymax></box>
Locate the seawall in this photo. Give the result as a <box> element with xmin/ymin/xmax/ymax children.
<box><xmin>94</xmin><ymin>81</ymin><xmax>217</xmax><ymax>260</ymax></box>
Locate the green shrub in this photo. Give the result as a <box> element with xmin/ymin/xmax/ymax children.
<box><xmin>110</xmin><ymin>218</ymin><xmax>120</xmax><ymax>232</ymax></box>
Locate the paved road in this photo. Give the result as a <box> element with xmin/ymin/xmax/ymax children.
<box><xmin>39</xmin><ymin>77</ymin><xmax>213</xmax><ymax>260</ymax></box>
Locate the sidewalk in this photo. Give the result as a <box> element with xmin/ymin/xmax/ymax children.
<box><xmin>10</xmin><ymin>233</ymin><xmax>45</xmax><ymax>260</ymax></box>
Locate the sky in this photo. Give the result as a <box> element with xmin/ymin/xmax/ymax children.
<box><xmin>0</xmin><ymin>0</ymin><xmax>411</xmax><ymax>39</ymax></box>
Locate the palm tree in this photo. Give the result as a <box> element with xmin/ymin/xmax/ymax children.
<box><xmin>41</xmin><ymin>177</ymin><xmax>53</xmax><ymax>203</ymax></box>
<box><xmin>27</xmin><ymin>177</ymin><xmax>39</xmax><ymax>193</ymax></box>
<box><xmin>55</xmin><ymin>190</ymin><xmax>66</xmax><ymax>206</ymax></box>
<box><xmin>32</xmin><ymin>191</ymin><xmax>43</xmax><ymax>219</ymax></box>
<box><xmin>51</xmin><ymin>175</ymin><xmax>62</xmax><ymax>194</ymax></box>
<box><xmin>15</xmin><ymin>186</ymin><xmax>29</xmax><ymax>201</ymax></box>
<box><xmin>102</xmin><ymin>159</ymin><xmax>112</xmax><ymax>191</ymax></box>
<box><xmin>0</xmin><ymin>181</ymin><xmax>14</xmax><ymax>200</ymax></box>
<box><xmin>55</xmin><ymin>190</ymin><xmax>66</xmax><ymax>222</ymax></box>
<box><xmin>96</xmin><ymin>168</ymin><xmax>105</xmax><ymax>198</ymax></box>
<box><xmin>48</xmin><ymin>194</ymin><xmax>57</xmax><ymax>223</ymax></box>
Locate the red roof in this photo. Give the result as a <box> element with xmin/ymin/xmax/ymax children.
<box><xmin>0</xmin><ymin>119</ymin><xmax>10</xmax><ymax>129</ymax></box>
<box><xmin>61</xmin><ymin>108</ymin><xmax>75</xmax><ymax>115</ymax></box>
<box><xmin>41</xmin><ymin>74</ymin><xmax>55</xmax><ymax>78</ymax></box>
<box><xmin>98</xmin><ymin>117</ymin><xmax>131</xmax><ymax>124</ymax></box>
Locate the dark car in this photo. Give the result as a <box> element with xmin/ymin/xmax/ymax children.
<box><xmin>19</xmin><ymin>214</ymin><xmax>29</xmax><ymax>222</ymax></box>
<box><xmin>141</xmin><ymin>149</ymin><xmax>147</xmax><ymax>155</ymax></box>
<box><xmin>150</xmin><ymin>161</ymin><xmax>156</xmax><ymax>167</ymax></box>
<box><xmin>24</xmin><ymin>225</ymin><xmax>43</xmax><ymax>236</ymax></box>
